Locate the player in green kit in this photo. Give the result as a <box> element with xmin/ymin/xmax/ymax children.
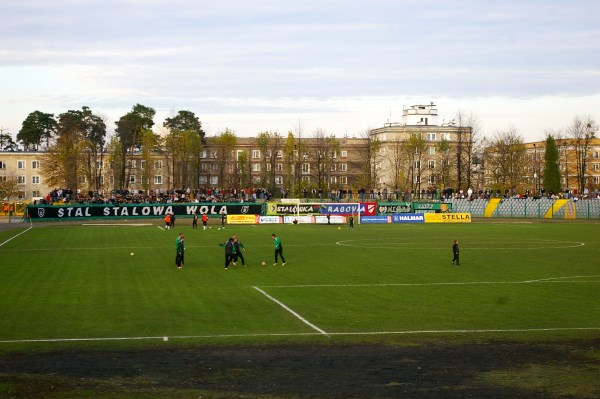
<box><xmin>272</xmin><ymin>233</ymin><xmax>286</xmax><ymax>266</ymax></box>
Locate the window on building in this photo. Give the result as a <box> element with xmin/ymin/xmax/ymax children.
<box><xmin>302</xmin><ymin>163</ymin><xmax>310</xmax><ymax>173</ymax></box>
<box><xmin>427</xmin><ymin>133</ymin><xmax>436</xmax><ymax>141</ymax></box>
<box><xmin>276</xmin><ymin>150</ymin><xmax>283</xmax><ymax>158</ymax></box>
<box><xmin>32</xmin><ymin>190</ymin><xmax>41</xmax><ymax>197</ymax></box>
<box><xmin>267</xmin><ymin>164</ymin><xmax>271</xmax><ymax>172</ymax></box>
<box><xmin>414</xmin><ymin>175</ymin><xmax>421</xmax><ymax>184</ymax></box>
<box><xmin>594</xmin><ymin>176</ymin><xmax>600</xmax><ymax>184</ymax></box>
<box><xmin>275</xmin><ymin>163</ymin><xmax>283</xmax><ymax>171</ymax></box>
<box><xmin>32</xmin><ymin>160</ymin><xmax>40</xmax><ymax>169</ymax></box>
<box><xmin>252</xmin><ymin>163</ymin><xmax>261</xmax><ymax>172</ymax></box>
<box><xmin>154</xmin><ymin>160</ymin><xmax>163</xmax><ymax>169</ymax></box>
<box><xmin>199</xmin><ymin>176</ymin><xmax>207</xmax><ymax>184</ymax></box>
<box><xmin>200</xmin><ymin>163</ymin><xmax>208</xmax><ymax>172</ymax></box>
<box><xmin>130</xmin><ymin>160</ymin><xmax>136</xmax><ymax>169</ymax></box>
<box><xmin>340</xmin><ymin>176</ymin><xmax>347</xmax><ymax>185</ymax></box>
<box><xmin>79</xmin><ymin>176</ymin><xmax>87</xmax><ymax>184</ymax></box>
<box><xmin>428</xmin><ymin>160</ymin><xmax>435</xmax><ymax>169</ymax></box>
<box><xmin>594</xmin><ymin>151</ymin><xmax>599</xmax><ymax>159</ymax></box>
<box><xmin>429</xmin><ymin>175</ymin><xmax>435</xmax><ymax>184</ymax></box>
<box><xmin>32</xmin><ymin>176</ymin><xmax>40</xmax><ymax>184</ymax></box>
<box><xmin>154</xmin><ymin>175</ymin><xmax>163</xmax><ymax>184</ymax></box>
<box><xmin>0</xmin><ymin>161</ymin><xmax>6</xmax><ymax>169</ymax></box>
<box><xmin>428</xmin><ymin>146</ymin><xmax>436</xmax><ymax>155</ymax></box>
<box><xmin>440</xmin><ymin>133</ymin><xmax>447</xmax><ymax>141</ymax></box>
<box><xmin>594</xmin><ymin>164</ymin><xmax>600</xmax><ymax>172</ymax></box>
<box><xmin>252</xmin><ymin>150</ymin><xmax>261</xmax><ymax>159</ymax></box>
<box><xmin>265</xmin><ymin>150</ymin><xmax>272</xmax><ymax>158</ymax></box>
<box><xmin>129</xmin><ymin>175</ymin><xmax>136</xmax><ymax>184</ymax></box>
<box><xmin>331</xmin><ymin>164</ymin><xmax>337</xmax><ymax>172</ymax></box>
<box><xmin>252</xmin><ymin>176</ymin><xmax>261</xmax><ymax>184</ymax></box>
<box><xmin>210</xmin><ymin>176</ymin><xmax>219</xmax><ymax>185</ymax></box>
<box><xmin>17</xmin><ymin>160</ymin><xmax>25</xmax><ymax>169</ymax></box>
<box><xmin>301</xmin><ymin>176</ymin><xmax>310</xmax><ymax>183</ymax></box>
<box><xmin>341</xmin><ymin>163</ymin><xmax>347</xmax><ymax>171</ymax></box>
<box><xmin>414</xmin><ymin>161</ymin><xmax>421</xmax><ymax>169</ymax></box>
<box><xmin>18</xmin><ymin>191</ymin><xmax>25</xmax><ymax>199</ymax></box>
<box><xmin>200</xmin><ymin>151</ymin><xmax>207</xmax><ymax>159</ymax></box>
<box><xmin>341</xmin><ymin>150</ymin><xmax>348</xmax><ymax>158</ymax></box>
<box><xmin>211</xmin><ymin>163</ymin><xmax>218</xmax><ymax>171</ymax></box>
<box><xmin>330</xmin><ymin>176</ymin><xmax>337</xmax><ymax>184</ymax></box>
<box><xmin>275</xmin><ymin>176</ymin><xmax>283</xmax><ymax>185</ymax></box>
<box><xmin>18</xmin><ymin>176</ymin><xmax>25</xmax><ymax>184</ymax></box>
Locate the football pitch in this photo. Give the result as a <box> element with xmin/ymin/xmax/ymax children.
<box><xmin>1</xmin><ymin>219</ymin><xmax>600</xmax><ymax>397</ymax></box>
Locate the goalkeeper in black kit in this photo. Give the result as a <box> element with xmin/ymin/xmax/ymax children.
<box><xmin>451</xmin><ymin>240</ymin><xmax>460</xmax><ymax>265</ymax></box>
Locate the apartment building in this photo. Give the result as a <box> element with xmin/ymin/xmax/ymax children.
<box><xmin>369</xmin><ymin>103</ymin><xmax>473</xmax><ymax>193</ymax></box>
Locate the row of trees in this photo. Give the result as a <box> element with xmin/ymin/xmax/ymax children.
<box><xmin>11</xmin><ymin>104</ymin><xmax>356</xmax><ymax>197</ymax></box>
<box><xmin>484</xmin><ymin>115</ymin><xmax>597</xmax><ymax>196</ymax></box>
<box><xmin>4</xmin><ymin>104</ymin><xmax>597</xmax><ymax>199</ymax></box>
<box><xmin>13</xmin><ymin>104</ymin><xmax>207</xmax><ymax>196</ymax></box>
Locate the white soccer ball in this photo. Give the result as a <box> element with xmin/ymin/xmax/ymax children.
<box><xmin>130</xmin><ymin>252</ymin><xmax>135</xmax><ymax>256</ymax></box>
<box><xmin>218</xmin><ymin>227</ymin><xmax>221</xmax><ymax>230</ymax></box>
<box><xmin>261</xmin><ymin>261</ymin><xmax>266</xmax><ymax>266</ymax></box>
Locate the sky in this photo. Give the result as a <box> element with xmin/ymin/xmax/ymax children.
<box><xmin>1</xmin><ymin>0</ymin><xmax>599</xmax><ymax>143</ymax></box>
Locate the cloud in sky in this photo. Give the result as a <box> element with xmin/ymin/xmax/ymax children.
<box><xmin>1</xmin><ymin>0</ymin><xmax>599</xmax><ymax>141</ymax></box>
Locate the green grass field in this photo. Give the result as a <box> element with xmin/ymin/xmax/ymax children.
<box><xmin>1</xmin><ymin>219</ymin><xmax>600</xmax><ymax>397</ymax></box>
<box><xmin>1</xmin><ymin>220</ymin><xmax>599</xmax><ymax>345</ymax></box>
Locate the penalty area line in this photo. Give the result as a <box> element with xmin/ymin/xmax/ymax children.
<box><xmin>253</xmin><ymin>286</ymin><xmax>328</xmax><ymax>335</ymax></box>
<box><xmin>2</xmin><ymin>326</ymin><xmax>600</xmax><ymax>344</ymax></box>
<box><xmin>0</xmin><ymin>225</ymin><xmax>33</xmax><ymax>248</ymax></box>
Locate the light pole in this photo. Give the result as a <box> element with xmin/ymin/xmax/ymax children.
<box><xmin>563</xmin><ymin>141</ymin><xmax>569</xmax><ymax>194</ymax></box>
<box><xmin>533</xmin><ymin>143</ymin><xmax>538</xmax><ymax>196</ymax></box>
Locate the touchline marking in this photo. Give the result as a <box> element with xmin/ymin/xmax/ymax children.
<box><xmin>523</xmin><ymin>274</ymin><xmax>600</xmax><ymax>283</ymax></box>
<box><xmin>81</xmin><ymin>223</ymin><xmax>154</xmax><ymax>226</ymax></box>
<box><xmin>261</xmin><ymin>276</ymin><xmax>600</xmax><ymax>289</ymax></box>
<box><xmin>253</xmin><ymin>286</ymin><xmax>328</xmax><ymax>335</ymax></box>
<box><xmin>2</xmin><ymin>327</ymin><xmax>600</xmax><ymax>344</ymax></box>
<box><xmin>0</xmin><ymin>226</ymin><xmax>33</xmax><ymax>248</ymax></box>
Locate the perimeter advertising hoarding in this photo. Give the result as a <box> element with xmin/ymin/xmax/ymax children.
<box><xmin>424</xmin><ymin>213</ymin><xmax>472</xmax><ymax>223</ymax></box>
<box><xmin>315</xmin><ymin>215</ymin><xmax>345</xmax><ymax>224</ymax></box>
<box><xmin>227</xmin><ymin>215</ymin><xmax>258</xmax><ymax>224</ymax></box>
<box><xmin>360</xmin><ymin>216</ymin><xmax>390</xmax><ymax>224</ymax></box>
<box><xmin>412</xmin><ymin>202</ymin><xmax>453</xmax><ymax>214</ymax></box>
<box><xmin>377</xmin><ymin>202</ymin><xmax>412</xmax><ymax>214</ymax></box>
<box><xmin>259</xmin><ymin>216</ymin><xmax>281</xmax><ymax>224</ymax></box>
<box><xmin>391</xmin><ymin>214</ymin><xmax>425</xmax><ymax>223</ymax></box>
<box><xmin>27</xmin><ymin>203</ymin><xmax>263</xmax><ymax>220</ymax></box>
<box><xmin>283</xmin><ymin>215</ymin><xmax>313</xmax><ymax>224</ymax></box>
<box><xmin>266</xmin><ymin>203</ymin><xmax>321</xmax><ymax>215</ymax></box>
<box><xmin>319</xmin><ymin>202</ymin><xmax>377</xmax><ymax>216</ymax></box>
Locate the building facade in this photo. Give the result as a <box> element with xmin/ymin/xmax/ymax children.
<box><xmin>483</xmin><ymin>138</ymin><xmax>600</xmax><ymax>196</ymax></box>
<box><xmin>369</xmin><ymin>103</ymin><xmax>474</xmax><ymax>196</ymax></box>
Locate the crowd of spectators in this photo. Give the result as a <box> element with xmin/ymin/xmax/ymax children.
<box><xmin>33</xmin><ymin>185</ymin><xmax>600</xmax><ymax>207</ymax></box>
<box><xmin>35</xmin><ymin>187</ymin><xmax>272</xmax><ymax>205</ymax></box>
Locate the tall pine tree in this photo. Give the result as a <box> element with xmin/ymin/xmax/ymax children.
<box><xmin>543</xmin><ymin>135</ymin><xmax>561</xmax><ymax>196</ymax></box>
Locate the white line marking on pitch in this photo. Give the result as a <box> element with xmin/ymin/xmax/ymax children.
<box><xmin>2</xmin><ymin>326</ymin><xmax>600</xmax><ymax>344</ymax></box>
<box><xmin>81</xmin><ymin>223</ymin><xmax>154</xmax><ymax>226</ymax></box>
<box><xmin>0</xmin><ymin>226</ymin><xmax>33</xmax><ymax>248</ymax></box>
<box><xmin>253</xmin><ymin>286</ymin><xmax>328</xmax><ymax>335</ymax></box>
<box><xmin>261</xmin><ymin>276</ymin><xmax>600</xmax><ymax>289</ymax></box>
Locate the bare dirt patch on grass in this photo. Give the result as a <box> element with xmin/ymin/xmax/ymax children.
<box><xmin>2</xmin><ymin>340</ymin><xmax>600</xmax><ymax>398</ymax></box>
